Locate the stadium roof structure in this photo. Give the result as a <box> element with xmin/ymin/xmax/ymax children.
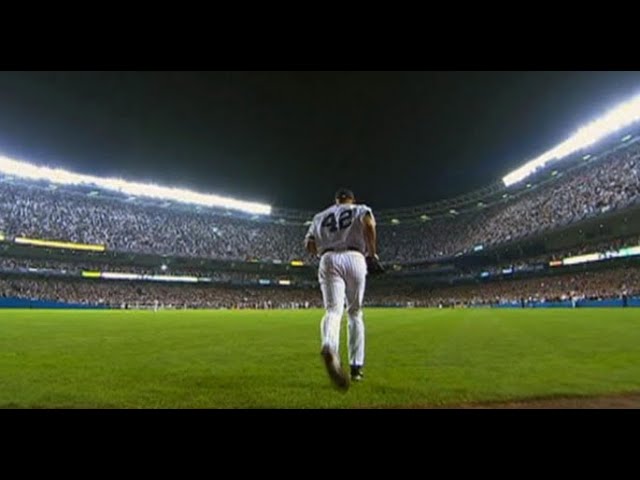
<box><xmin>0</xmin><ymin>154</ymin><xmax>271</xmax><ymax>216</ymax></box>
<box><xmin>502</xmin><ymin>92</ymin><xmax>640</xmax><ymax>187</ymax></box>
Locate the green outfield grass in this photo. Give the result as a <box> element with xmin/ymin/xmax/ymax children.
<box><xmin>1</xmin><ymin>308</ymin><xmax>640</xmax><ymax>408</ymax></box>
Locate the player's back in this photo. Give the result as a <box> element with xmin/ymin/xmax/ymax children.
<box><xmin>307</xmin><ymin>203</ymin><xmax>373</xmax><ymax>255</ymax></box>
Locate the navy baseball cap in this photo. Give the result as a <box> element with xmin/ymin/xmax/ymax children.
<box><xmin>335</xmin><ymin>188</ymin><xmax>355</xmax><ymax>201</ymax></box>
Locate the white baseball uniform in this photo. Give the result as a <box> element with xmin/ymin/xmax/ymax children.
<box><xmin>305</xmin><ymin>203</ymin><xmax>374</xmax><ymax>367</ymax></box>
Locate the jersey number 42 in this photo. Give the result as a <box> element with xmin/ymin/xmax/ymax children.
<box><xmin>321</xmin><ymin>210</ymin><xmax>353</xmax><ymax>233</ymax></box>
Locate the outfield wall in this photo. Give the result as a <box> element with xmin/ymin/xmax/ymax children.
<box><xmin>493</xmin><ymin>297</ymin><xmax>639</xmax><ymax>308</ymax></box>
<box><xmin>0</xmin><ymin>297</ymin><xmax>106</xmax><ymax>309</ymax></box>
<box><xmin>1</xmin><ymin>297</ymin><xmax>638</xmax><ymax>310</ymax></box>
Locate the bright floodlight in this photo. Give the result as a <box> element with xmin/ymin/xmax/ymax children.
<box><xmin>0</xmin><ymin>155</ymin><xmax>272</xmax><ymax>215</ymax></box>
<box><xmin>503</xmin><ymin>93</ymin><xmax>640</xmax><ymax>187</ymax></box>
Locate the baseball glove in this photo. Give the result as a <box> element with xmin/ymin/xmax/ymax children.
<box><xmin>366</xmin><ymin>254</ymin><xmax>385</xmax><ymax>275</ymax></box>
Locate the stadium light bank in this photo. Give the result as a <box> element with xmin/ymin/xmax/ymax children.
<box><xmin>0</xmin><ymin>155</ymin><xmax>271</xmax><ymax>215</ymax></box>
<box><xmin>503</xmin><ymin>93</ymin><xmax>640</xmax><ymax>187</ymax></box>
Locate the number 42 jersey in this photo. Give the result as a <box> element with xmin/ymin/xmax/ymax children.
<box><xmin>305</xmin><ymin>203</ymin><xmax>374</xmax><ymax>256</ymax></box>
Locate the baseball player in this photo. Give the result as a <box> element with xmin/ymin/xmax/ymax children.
<box><xmin>304</xmin><ymin>188</ymin><xmax>383</xmax><ymax>390</ymax></box>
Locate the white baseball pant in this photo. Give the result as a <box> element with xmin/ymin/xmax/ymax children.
<box><xmin>318</xmin><ymin>250</ymin><xmax>367</xmax><ymax>367</ymax></box>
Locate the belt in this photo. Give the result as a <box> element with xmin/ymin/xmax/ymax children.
<box><xmin>321</xmin><ymin>247</ymin><xmax>363</xmax><ymax>256</ymax></box>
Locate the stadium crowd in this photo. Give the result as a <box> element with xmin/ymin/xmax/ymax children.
<box><xmin>0</xmin><ymin>141</ymin><xmax>638</xmax><ymax>264</ymax></box>
<box><xmin>0</xmin><ymin>278</ymin><xmax>319</xmax><ymax>309</ymax></box>
<box><xmin>0</xmin><ymin>182</ymin><xmax>302</xmax><ymax>262</ymax></box>
<box><xmin>370</xmin><ymin>266</ymin><xmax>640</xmax><ymax>307</ymax></box>
<box><xmin>0</xmin><ymin>256</ymin><xmax>267</xmax><ymax>283</ymax></box>
<box><xmin>381</xmin><ymin>142</ymin><xmax>640</xmax><ymax>260</ymax></box>
<box><xmin>2</xmin><ymin>265</ymin><xmax>639</xmax><ymax>309</ymax></box>
<box><xmin>0</xmin><ymin>233</ymin><xmax>637</xmax><ymax>285</ymax></box>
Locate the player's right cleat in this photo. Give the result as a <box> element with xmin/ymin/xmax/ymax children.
<box><xmin>321</xmin><ymin>345</ymin><xmax>350</xmax><ymax>391</ymax></box>
<box><xmin>350</xmin><ymin>365</ymin><xmax>364</xmax><ymax>382</ymax></box>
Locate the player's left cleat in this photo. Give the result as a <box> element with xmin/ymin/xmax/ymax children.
<box><xmin>321</xmin><ymin>345</ymin><xmax>350</xmax><ymax>391</ymax></box>
<box><xmin>350</xmin><ymin>365</ymin><xmax>364</xmax><ymax>382</ymax></box>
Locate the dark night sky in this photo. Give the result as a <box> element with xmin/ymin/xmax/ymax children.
<box><xmin>1</xmin><ymin>71</ymin><xmax>640</xmax><ymax>211</ymax></box>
